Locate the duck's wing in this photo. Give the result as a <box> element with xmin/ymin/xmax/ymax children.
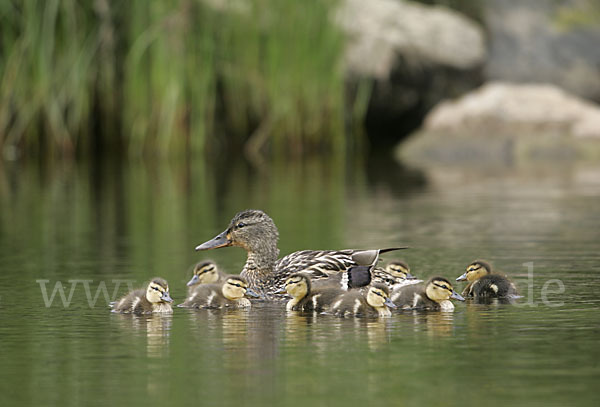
<box><xmin>275</xmin><ymin>249</ymin><xmax>357</xmax><ymax>279</ymax></box>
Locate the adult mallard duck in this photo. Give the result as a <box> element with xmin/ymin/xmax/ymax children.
<box><xmin>457</xmin><ymin>260</ymin><xmax>518</xmax><ymax>298</ymax></box>
<box><xmin>194</xmin><ymin>209</ymin><xmax>406</xmax><ymax>299</ymax></box>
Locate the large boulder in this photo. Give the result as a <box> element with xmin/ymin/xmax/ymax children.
<box><xmin>397</xmin><ymin>82</ymin><xmax>600</xmax><ymax>164</ymax></box>
<box><xmin>336</xmin><ymin>0</ymin><xmax>486</xmax><ymax>144</ymax></box>
<box><xmin>483</xmin><ymin>0</ymin><xmax>600</xmax><ymax>102</ymax></box>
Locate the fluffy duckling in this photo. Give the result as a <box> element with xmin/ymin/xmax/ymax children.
<box><xmin>186</xmin><ymin>260</ymin><xmax>225</xmax><ymax>293</ymax></box>
<box><xmin>282</xmin><ymin>273</ymin><xmax>344</xmax><ymax>312</ymax></box>
<box><xmin>391</xmin><ymin>277</ymin><xmax>464</xmax><ymax>311</ymax></box>
<box><xmin>385</xmin><ymin>261</ymin><xmax>417</xmax><ymax>280</ymax></box>
<box><xmin>111</xmin><ymin>278</ymin><xmax>173</xmax><ymax>314</ymax></box>
<box><xmin>457</xmin><ymin>260</ymin><xmax>518</xmax><ymax>298</ymax></box>
<box><xmin>330</xmin><ymin>284</ymin><xmax>396</xmax><ymax>317</ymax></box>
<box><xmin>179</xmin><ymin>275</ymin><xmax>259</xmax><ymax>309</ymax></box>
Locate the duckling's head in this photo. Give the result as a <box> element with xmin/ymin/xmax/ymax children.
<box><xmin>187</xmin><ymin>260</ymin><xmax>219</xmax><ymax>286</ymax></box>
<box><xmin>425</xmin><ymin>277</ymin><xmax>465</xmax><ymax>303</ymax></box>
<box><xmin>284</xmin><ymin>273</ymin><xmax>311</xmax><ymax>300</ymax></box>
<box><xmin>195</xmin><ymin>209</ymin><xmax>279</xmax><ymax>256</ymax></box>
<box><xmin>222</xmin><ymin>275</ymin><xmax>260</xmax><ymax>300</ymax></box>
<box><xmin>456</xmin><ymin>260</ymin><xmax>492</xmax><ymax>282</ymax></box>
<box><xmin>146</xmin><ymin>278</ymin><xmax>173</xmax><ymax>304</ymax></box>
<box><xmin>366</xmin><ymin>284</ymin><xmax>396</xmax><ymax>309</ymax></box>
<box><xmin>385</xmin><ymin>261</ymin><xmax>416</xmax><ymax>280</ymax></box>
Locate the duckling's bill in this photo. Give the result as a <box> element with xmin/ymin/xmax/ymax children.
<box><xmin>450</xmin><ymin>291</ymin><xmax>465</xmax><ymax>301</ymax></box>
<box><xmin>456</xmin><ymin>273</ymin><xmax>468</xmax><ymax>282</ymax></box>
<box><xmin>186</xmin><ymin>275</ymin><xmax>199</xmax><ymax>286</ymax></box>
<box><xmin>161</xmin><ymin>291</ymin><xmax>173</xmax><ymax>303</ymax></box>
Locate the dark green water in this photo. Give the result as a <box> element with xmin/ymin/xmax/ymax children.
<box><xmin>1</xmin><ymin>157</ymin><xmax>599</xmax><ymax>407</ymax></box>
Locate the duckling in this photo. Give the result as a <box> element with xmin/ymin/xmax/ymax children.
<box><xmin>330</xmin><ymin>284</ymin><xmax>397</xmax><ymax>317</ymax></box>
<box><xmin>391</xmin><ymin>277</ymin><xmax>464</xmax><ymax>311</ymax></box>
<box><xmin>178</xmin><ymin>275</ymin><xmax>259</xmax><ymax>309</ymax></box>
<box><xmin>385</xmin><ymin>261</ymin><xmax>417</xmax><ymax>280</ymax></box>
<box><xmin>186</xmin><ymin>260</ymin><xmax>225</xmax><ymax>293</ymax></box>
<box><xmin>282</xmin><ymin>273</ymin><xmax>344</xmax><ymax>312</ymax></box>
<box><xmin>111</xmin><ymin>277</ymin><xmax>173</xmax><ymax>314</ymax></box>
<box><xmin>457</xmin><ymin>260</ymin><xmax>518</xmax><ymax>298</ymax></box>
<box><xmin>194</xmin><ymin>209</ymin><xmax>406</xmax><ymax>298</ymax></box>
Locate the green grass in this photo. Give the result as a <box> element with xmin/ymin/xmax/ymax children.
<box><xmin>0</xmin><ymin>0</ymin><xmax>355</xmax><ymax>159</ymax></box>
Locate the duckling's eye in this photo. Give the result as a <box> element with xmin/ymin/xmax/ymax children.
<box><xmin>152</xmin><ymin>286</ymin><xmax>160</xmax><ymax>292</ymax></box>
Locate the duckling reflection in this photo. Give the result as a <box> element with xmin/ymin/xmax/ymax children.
<box><xmin>409</xmin><ymin>311</ymin><xmax>456</xmax><ymax>338</ymax></box>
<box><xmin>457</xmin><ymin>260</ymin><xmax>519</xmax><ymax>299</ymax></box>
<box><xmin>112</xmin><ymin>313</ymin><xmax>172</xmax><ymax>357</ymax></box>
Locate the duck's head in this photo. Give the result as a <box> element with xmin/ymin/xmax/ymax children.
<box><xmin>195</xmin><ymin>209</ymin><xmax>279</xmax><ymax>256</ymax></box>
<box><xmin>456</xmin><ymin>260</ymin><xmax>492</xmax><ymax>282</ymax></box>
<box><xmin>222</xmin><ymin>275</ymin><xmax>260</xmax><ymax>300</ymax></box>
<box><xmin>283</xmin><ymin>273</ymin><xmax>311</xmax><ymax>300</ymax></box>
<box><xmin>385</xmin><ymin>261</ymin><xmax>416</xmax><ymax>280</ymax></box>
<box><xmin>366</xmin><ymin>284</ymin><xmax>396</xmax><ymax>309</ymax></box>
<box><xmin>187</xmin><ymin>260</ymin><xmax>219</xmax><ymax>286</ymax></box>
<box><xmin>425</xmin><ymin>277</ymin><xmax>464</xmax><ymax>303</ymax></box>
<box><xmin>146</xmin><ymin>278</ymin><xmax>173</xmax><ymax>304</ymax></box>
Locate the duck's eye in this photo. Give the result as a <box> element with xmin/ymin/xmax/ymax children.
<box><xmin>236</xmin><ymin>222</ymin><xmax>247</xmax><ymax>229</ymax></box>
<box><xmin>152</xmin><ymin>286</ymin><xmax>160</xmax><ymax>292</ymax></box>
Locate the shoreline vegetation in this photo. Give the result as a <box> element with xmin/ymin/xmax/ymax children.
<box><xmin>0</xmin><ymin>0</ymin><xmax>351</xmax><ymax>159</ymax></box>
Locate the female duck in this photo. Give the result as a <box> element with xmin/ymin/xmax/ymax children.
<box><xmin>186</xmin><ymin>260</ymin><xmax>225</xmax><ymax>293</ymax></box>
<box><xmin>179</xmin><ymin>275</ymin><xmax>259</xmax><ymax>309</ymax></box>
<box><xmin>457</xmin><ymin>260</ymin><xmax>518</xmax><ymax>298</ymax></box>
<box><xmin>111</xmin><ymin>278</ymin><xmax>173</xmax><ymax>314</ymax></box>
<box><xmin>330</xmin><ymin>284</ymin><xmax>397</xmax><ymax>317</ymax></box>
<box><xmin>195</xmin><ymin>209</ymin><xmax>405</xmax><ymax>298</ymax></box>
<box><xmin>282</xmin><ymin>273</ymin><xmax>344</xmax><ymax>312</ymax></box>
<box><xmin>391</xmin><ymin>277</ymin><xmax>464</xmax><ymax>311</ymax></box>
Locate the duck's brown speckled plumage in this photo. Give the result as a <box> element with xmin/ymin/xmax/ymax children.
<box><xmin>195</xmin><ymin>209</ymin><xmax>406</xmax><ymax>299</ymax></box>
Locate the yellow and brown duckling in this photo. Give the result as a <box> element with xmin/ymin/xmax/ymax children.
<box><xmin>370</xmin><ymin>260</ymin><xmax>422</xmax><ymax>289</ymax></box>
<box><xmin>457</xmin><ymin>260</ymin><xmax>518</xmax><ymax>298</ymax></box>
<box><xmin>330</xmin><ymin>284</ymin><xmax>397</xmax><ymax>317</ymax></box>
<box><xmin>178</xmin><ymin>275</ymin><xmax>259</xmax><ymax>309</ymax></box>
<box><xmin>186</xmin><ymin>260</ymin><xmax>225</xmax><ymax>293</ymax></box>
<box><xmin>111</xmin><ymin>277</ymin><xmax>173</xmax><ymax>314</ymax></box>
<box><xmin>282</xmin><ymin>273</ymin><xmax>345</xmax><ymax>312</ymax></box>
<box><xmin>391</xmin><ymin>277</ymin><xmax>465</xmax><ymax>311</ymax></box>
<box><xmin>195</xmin><ymin>209</ymin><xmax>406</xmax><ymax>298</ymax></box>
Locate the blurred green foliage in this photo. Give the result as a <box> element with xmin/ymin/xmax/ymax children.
<box><xmin>0</xmin><ymin>0</ymin><xmax>350</xmax><ymax>159</ymax></box>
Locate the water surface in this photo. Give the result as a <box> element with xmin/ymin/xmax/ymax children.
<box><xmin>1</xmin><ymin>157</ymin><xmax>599</xmax><ymax>407</ymax></box>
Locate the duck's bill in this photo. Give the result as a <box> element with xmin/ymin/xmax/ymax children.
<box><xmin>456</xmin><ymin>273</ymin><xmax>468</xmax><ymax>282</ymax></box>
<box><xmin>195</xmin><ymin>230</ymin><xmax>232</xmax><ymax>251</ymax></box>
<box><xmin>405</xmin><ymin>272</ymin><xmax>418</xmax><ymax>280</ymax></box>
<box><xmin>384</xmin><ymin>298</ymin><xmax>397</xmax><ymax>309</ymax></box>
<box><xmin>245</xmin><ymin>288</ymin><xmax>261</xmax><ymax>298</ymax></box>
<box><xmin>161</xmin><ymin>292</ymin><xmax>173</xmax><ymax>303</ymax></box>
<box><xmin>186</xmin><ymin>275</ymin><xmax>199</xmax><ymax>287</ymax></box>
<box><xmin>274</xmin><ymin>288</ymin><xmax>288</xmax><ymax>295</ymax></box>
<box><xmin>450</xmin><ymin>291</ymin><xmax>465</xmax><ymax>301</ymax></box>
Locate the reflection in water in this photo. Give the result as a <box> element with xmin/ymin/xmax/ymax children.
<box><xmin>112</xmin><ymin>314</ymin><xmax>172</xmax><ymax>358</ymax></box>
